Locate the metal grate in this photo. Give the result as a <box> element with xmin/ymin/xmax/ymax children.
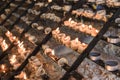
<box><xmin>0</xmin><ymin>0</ymin><xmax>120</xmax><ymax>80</ymax></box>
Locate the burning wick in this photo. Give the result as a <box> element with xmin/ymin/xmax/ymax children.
<box><xmin>52</xmin><ymin>27</ymin><xmax>60</xmax><ymax>39</ymax></box>
<box><xmin>68</xmin><ymin>18</ymin><xmax>72</xmax><ymax>22</ymax></box>
<box><xmin>10</xmin><ymin>55</ymin><xmax>17</xmax><ymax>65</ymax></box>
<box><xmin>88</xmin><ymin>25</ymin><xmax>92</xmax><ymax>29</ymax></box>
<box><xmin>17</xmin><ymin>41</ymin><xmax>26</xmax><ymax>54</ymax></box>
<box><xmin>1</xmin><ymin>64</ymin><xmax>6</xmax><ymax>73</ymax></box>
<box><xmin>70</xmin><ymin>38</ymin><xmax>81</xmax><ymax>50</ymax></box>
<box><xmin>11</xmin><ymin>36</ymin><xmax>17</xmax><ymax>42</ymax></box>
<box><xmin>1</xmin><ymin>40</ymin><xmax>8</xmax><ymax>51</ymax></box>
<box><xmin>62</xmin><ymin>36</ymin><xmax>71</xmax><ymax>47</ymax></box>
<box><xmin>44</xmin><ymin>49</ymin><xmax>59</xmax><ymax>61</ymax></box>
<box><xmin>50</xmin><ymin>50</ymin><xmax>59</xmax><ymax>61</ymax></box>
<box><xmin>23</xmin><ymin>72</ymin><xmax>27</xmax><ymax>80</ymax></box>
<box><xmin>5</xmin><ymin>31</ymin><xmax>12</xmax><ymax>37</ymax></box>
<box><xmin>48</xmin><ymin>0</ymin><xmax>52</xmax><ymax>3</ymax></box>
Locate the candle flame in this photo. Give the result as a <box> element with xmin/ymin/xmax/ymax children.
<box><xmin>23</xmin><ymin>72</ymin><xmax>27</xmax><ymax>79</ymax></box>
<box><xmin>82</xmin><ymin>24</ymin><xmax>85</xmax><ymax>27</ymax></box>
<box><xmin>10</xmin><ymin>55</ymin><xmax>17</xmax><ymax>65</ymax></box>
<box><xmin>13</xmin><ymin>36</ymin><xmax>16</xmax><ymax>40</ymax></box>
<box><xmin>48</xmin><ymin>0</ymin><xmax>52</xmax><ymax>2</ymax></box>
<box><xmin>17</xmin><ymin>41</ymin><xmax>26</xmax><ymax>54</ymax></box>
<box><xmin>1</xmin><ymin>40</ymin><xmax>8</xmax><ymax>51</ymax></box>
<box><xmin>6</xmin><ymin>31</ymin><xmax>10</xmax><ymax>35</ymax></box>
<box><xmin>75</xmin><ymin>38</ymin><xmax>79</xmax><ymax>42</ymax></box>
<box><xmin>56</xmin><ymin>27</ymin><xmax>60</xmax><ymax>31</ymax></box>
<box><xmin>69</xmin><ymin>18</ymin><xmax>72</xmax><ymax>22</ymax></box>
<box><xmin>88</xmin><ymin>25</ymin><xmax>92</xmax><ymax>29</ymax></box>
<box><xmin>96</xmin><ymin>30</ymin><xmax>99</xmax><ymax>33</ymax></box>
<box><xmin>51</xmin><ymin>50</ymin><xmax>55</xmax><ymax>55</ymax></box>
<box><xmin>65</xmin><ymin>36</ymin><xmax>70</xmax><ymax>40</ymax></box>
<box><xmin>1</xmin><ymin>64</ymin><xmax>6</xmax><ymax>73</ymax></box>
<box><xmin>18</xmin><ymin>41</ymin><xmax>23</xmax><ymax>47</ymax></box>
<box><xmin>82</xmin><ymin>43</ymin><xmax>87</xmax><ymax>47</ymax></box>
<box><xmin>1</xmin><ymin>64</ymin><xmax>5</xmax><ymax>70</ymax></box>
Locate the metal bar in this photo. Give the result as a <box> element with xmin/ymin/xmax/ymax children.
<box><xmin>0</xmin><ymin>0</ymin><xmax>25</xmax><ymax>25</ymax></box>
<box><xmin>61</xmin><ymin>8</ymin><xmax>120</xmax><ymax>80</ymax></box>
<box><xmin>0</xmin><ymin>0</ymin><xmax>15</xmax><ymax>14</ymax></box>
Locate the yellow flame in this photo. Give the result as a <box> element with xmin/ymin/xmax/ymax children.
<box><xmin>64</xmin><ymin>36</ymin><xmax>70</xmax><ymax>40</ymax></box>
<box><xmin>56</xmin><ymin>27</ymin><xmax>60</xmax><ymax>31</ymax></box>
<box><xmin>96</xmin><ymin>30</ymin><xmax>99</xmax><ymax>33</ymax></box>
<box><xmin>82</xmin><ymin>43</ymin><xmax>86</xmax><ymax>46</ymax></box>
<box><xmin>13</xmin><ymin>36</ymin><xmax>16</xmax><ymax>40</ymax></box>
<box><xmin>1</xmin><ymin>64</ymin><xmax>5</xmax><ymax>70</ymax></box>
<box><xmin>75</xmin><ymin>38</ymin><xmax>79</xmax><ymax>42</ymax></box>
<box><xmin>10</xmin><ymin>55</ymin><xmax>16</xmax><ymax>65</ymax></box>
<box><xmin>82</xmin><ymin>24</ymin><xmax>85</xmax><ymax>27</ymax></box>
<box><xmin>51</xmin><ymin>50</ymin><xmax>55</xmax><ymax>55</ymax></box>
<box><xmin>1</xmin><ymin>64</ymin><xmax>6</xmax><ymax>73</ymax></box>
<box><xmin>88</xmin><ymin>25</ymin><xmax>92</xmax><ymax>29</ymax></box>
<box><xmin>2</xmin><ymin>40</ymin><xmax>8</xmax><ymax>51</ymax></box>
<box><xmin>68</xmin><ymin>18</ymin><xmax>72</xmax><ymax>22</ymax></box>
<box><xmin>48</xmin><ymin>0</ymin><xmax>52</xmax><ymax>3</ymax></box>
<box><xmin>6</xmin><ymin>31</ymin><xmax>10</xmax><ymax>35</ymax></box>
<box><xmin>23</xmin><ymin>72</ymin><xmax>27</xmax><ymax>79</ymax></box>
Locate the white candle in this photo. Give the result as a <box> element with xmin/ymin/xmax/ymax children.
<box><xmin>70</xmin><ymin>38</ymin><xmax>81</xmax><ymax>50</ymax></box>
<box><xmin>62</xmin><ymin>36</ymin><xmax>71</xmax><ymax>47</ymax></box>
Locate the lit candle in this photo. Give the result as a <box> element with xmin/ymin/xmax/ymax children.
<box><xmin>74</xmin><ymin>23</ymin><xmax>82</xmax><ymax>30</ymax></box>
<box><xmin>9</xmin><ymin>55</ymin><xmax>17</xmax><ymax>65</ymax></box>
<box><xmin>1</xmin><ymin>40</ymin><xmax>8</xmax><ymax>51</ymax></box>
<box><xmin>77</xmin><ymin>43</ymin><xmax>88</xmax><ymax>53</ymax></box>
<box><xmin>52</xmin><ymin>28</ymin><xmax>60</xmax><ymax>39</ymax></box>
<box><xmin>86</xmin><ymin>25</ymin><xmax>93</xmax><ymax>34</ymax></box>
<box><xmin>70</xmin><ymin>38</ymin><xmax>81</xmax><ymax>50</ymax></box>
<box><xmin>48</xmin><ymin>0</ymin><xmax>52</xmax><ymax>3</ymax></box>
<box><xmin>82</xmin><ymin>43</ymin><xmax>88</xmax><ymax>49</ymax></box>
<box><xmin>50</xmin><ymin>50</ymin><xmax>59</xmax><ymax>61</ymax></box>
<box><xmin>5</xmin><ymin>31</ymin><xmax>12</xmax><ymax>37</ymax></box>
<box><xmin>17</xmin><ymin>41</ymin><xmax>26</xmax><ymax>56</ymax></box>
<box><xmin>77</xmin><ymin>43</ymin><xmax>83</xmax><ymax>53</ymax></box>
<box><xmin>1</xmin><ymin>64</ymin><xmax>6</xmax><ymax>73</ymax></box>
<box><xmin>44</xmin><ymin>49</ymin><xmax>59</xmax><ymax>61</ymax></box>
<box><xmin>69</xmin><ymin>20</ymin><xmax>77</xmax><ymax>28</ymax></box>
<box><xmin>9</xmin><ymin>36</ymin><xmax>17</xmax><ymax>42</ymax></box>
<box><xmin>91</xmin><ymin>29</ymin><xmax>99</xmax><ymax>36</ymax></box>
<box><xmin>79</xmin><ymin>24</ymin><xmax>86</xmax><ymax>32</ymax></box>
<box><xmin>61</xmin><ymin>36</ymin><xmax>71</xmax><ymax>47</ymax></box>
<box><xmin>57</xmin><ymin>33</ymin><xmax>66</xmax><ymax>42</ymax></box>
<box><xmin>64</xmin><ymin>21</ymin><xmax>70</xmax><ymax>26</ymax></box>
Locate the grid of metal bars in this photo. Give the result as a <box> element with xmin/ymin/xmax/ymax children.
<box><xmin>0</xmin><ymin>0</ymin><xmax>120</xmax><ymax>80</ymax></box>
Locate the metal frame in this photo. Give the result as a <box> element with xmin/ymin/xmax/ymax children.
<box><xmin>0</xmin><ymin>0</ymin><xmax>120</xmax><ymax>80</ymax></box>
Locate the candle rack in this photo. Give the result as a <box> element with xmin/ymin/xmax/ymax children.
<box><xmin>0</xmin><ymin>0</ymin><xmax>120</xmax><ymax>80</ymax></box>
